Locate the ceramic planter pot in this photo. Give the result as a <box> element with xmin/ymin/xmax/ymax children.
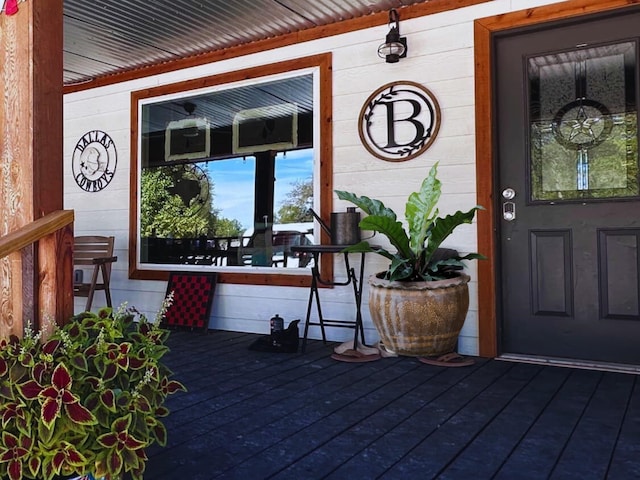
<box><xmin>368</xmin><ymin>272</ymin><xmax>470</xmax><ymax>357</ymax></box>
<box><xmin>55</xmin><ymin>474</ymin><xmax>102</xmax><ymax>480</ymax></box>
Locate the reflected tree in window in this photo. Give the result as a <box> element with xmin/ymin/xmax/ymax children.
<box><xmin>141</xmin><ymin>164</ymin><xmax>214</xmax><ymax>238</ymax></box>
<box><xmin>275</xmin><ymin>177</ymin><xmax>313</xmax><ymax>224</ymax></box>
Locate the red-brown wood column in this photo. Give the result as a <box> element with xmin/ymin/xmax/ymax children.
<box><xmin>0</xmin><ymin>0</ymin><xmax>66</xmax><ymax>338</ymax></box>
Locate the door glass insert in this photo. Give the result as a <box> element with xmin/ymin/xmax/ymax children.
<box><xmin>529</xmin><ymin>42</ymin><xmax>639</xmax><ymax>202</ymax></box>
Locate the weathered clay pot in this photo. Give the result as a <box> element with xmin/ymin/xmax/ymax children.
<box><xmin>368</xmin><ymin>272</ymin><xmax>470</xmax><ymax>357</ymax></box>
<box><xmin>53</xmin><ymin>474</ymin><xmax>103</xmax><ymax>480</ymax></box>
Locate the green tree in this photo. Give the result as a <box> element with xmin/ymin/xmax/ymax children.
<box><xmin>141</xmin><ymin>165</ymin><xmax>214</xmax><ymax>238</ymax></box>
<box><xmin>214</xmin><ymin>217</ymin><xmax>244</xmax><ymax>237</ymax></box>
<box><xmin>275</xmin><ymin>178</ymin><xmax>313</xmax><ymax>223</ymax></box>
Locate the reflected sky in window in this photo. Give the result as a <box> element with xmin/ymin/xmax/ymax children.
<box><xmin>206</xmin><ymin>148</ymin><xmax>313</xmax><ymax>229</ymax></box>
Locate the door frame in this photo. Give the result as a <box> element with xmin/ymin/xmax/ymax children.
<box><xmin>474</xmin><ymin>0</ymin><xmax>640</xmax><ymax>358</ymax></box>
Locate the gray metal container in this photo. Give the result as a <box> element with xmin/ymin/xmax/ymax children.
<box><xmin>309</xmin><ymin>207</ymin><xmax>361</xmax><ymax>245</ymax></box>
<box><xmin>331</xmin><ymin>207</ymin><xmax>360</xmax><ymax>245</ymax></box>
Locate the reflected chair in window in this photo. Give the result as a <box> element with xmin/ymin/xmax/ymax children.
<box><xmin>73</xmin><ymin>236</ymin><xmax>118</xmax><ymax>311</ymax></box>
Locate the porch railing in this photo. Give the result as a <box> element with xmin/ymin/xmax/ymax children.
<box><xmin>0</xmin><ymin>210</ymin><xmax>75</xmax><ymax>337</ymax></box>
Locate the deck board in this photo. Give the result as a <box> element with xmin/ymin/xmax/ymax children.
<box><xmin>493</xmin><ymin>369</ymin><xmax>602</xmax><ymax>480</ymax></box>
<box><xmin>608</xmin><ymin>376</ymin><xmax>640</xmax><ymax>479</ymax></box>
<box><xmin>144</xmin><ymin>330</ymin><xmax>640</xmax><ymax>480</ymax></box>
<box><xmin>440</xmin><ymin>365</ymin><xmax>570</xmax><ymax>479</ymax></box>
<box><xmin>385</xmin><ymin>363</ymin><xmax>543</xmax><ymax>479</ymax></box>
<box><xmin>550</xmin><ymin>373</ymin><xmax>635</xmax><ymax>480</ymax></box>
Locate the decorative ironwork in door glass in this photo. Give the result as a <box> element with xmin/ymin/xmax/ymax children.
<box><xmin>528</xmin><ymin>42</ymin><xmax>639</xmax><ymax>201</ymax></box>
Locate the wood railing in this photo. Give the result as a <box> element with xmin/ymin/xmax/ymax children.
<box><xmin>0</xmin><ymin>210</ymin><xmax>74</xmax><ymax>338</ymax></box>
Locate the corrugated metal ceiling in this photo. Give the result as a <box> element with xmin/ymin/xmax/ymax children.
<box><xmin>63</xmin><ymin>0</ymin><xmax>428</xmax><ymax>86</ymax></box>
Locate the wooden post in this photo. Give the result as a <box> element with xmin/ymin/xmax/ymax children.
<box><xmin>0</xmin><ymin>0</ymin><xmax>65</xmax><ymax>338</ymax></box>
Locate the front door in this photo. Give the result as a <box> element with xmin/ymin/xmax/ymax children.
<box><xmin>496</xmin><ymin>10</ymin><xmax>640</xmax><ymax>365</ymax></box>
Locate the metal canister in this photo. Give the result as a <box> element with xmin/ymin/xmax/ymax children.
<box><xmin>331</xmin><ymin>207</ymin><xmax>361</xmax><ymax>245</ymax></box>
<box><xmin>270</xmin><ymin>314</ymin><xmax>284</xmax><ymax>335</ymax></box>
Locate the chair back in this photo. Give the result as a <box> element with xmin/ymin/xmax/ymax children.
<box><xmin>74</xmin><ymin>236</ymin><xmax>117</xmax><ymax>311</ymax></box>
<box><xmin>74</xmin><ymin>236</ymin><xmax>115</xmax><ymax>267</ymax></box>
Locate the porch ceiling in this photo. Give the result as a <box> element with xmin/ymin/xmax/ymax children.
<box><xmin>63</xmin><ymin>0</ymin><xmax>428</xmax><ymax>86</ymax></box>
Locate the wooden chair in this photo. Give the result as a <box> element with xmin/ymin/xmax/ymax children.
<box><xmin>73</xmin><ymin>236</ymin><xmax>117</xmax><ymax>311</ymax></box>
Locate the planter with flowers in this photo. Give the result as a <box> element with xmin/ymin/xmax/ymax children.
<box><xmin>0</xmin><ymin>297</ymin><xmax>185</xmax><ymax>480</ymax></box>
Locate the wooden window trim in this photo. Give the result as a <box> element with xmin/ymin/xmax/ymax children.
<box><xmin>129</xmin><ymin>53</ymin><xmax>332</xmax><ymax>287</ymax></box>
<box><xmin>474</xmin><ymin>0</ymin><xmax>640</xmax><ymax>357</ymax></box>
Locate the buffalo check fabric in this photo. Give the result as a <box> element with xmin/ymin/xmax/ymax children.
<box><xmin>162</xmin><ymin>272</ymin><xmax>217</xmax><ymax>331</ymax></box>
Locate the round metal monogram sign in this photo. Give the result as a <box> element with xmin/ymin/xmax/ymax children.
<box><xmin>358</xmin><ymin>81</ymin><xmax>441</xmax><ymax>162</ymax></box>
<box><xmin>72</xmin><ymin>130</ymin><xmax>117</xmax><ymax>192</ymax></box>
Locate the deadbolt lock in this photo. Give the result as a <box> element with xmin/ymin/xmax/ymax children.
<box><xmin>501</xmin><ymin>188</ymin><xmax>516</xmax><ymax>221</ymax></box>
<box><xmin>503</xmin><ymin>202</ymin><xmax>516</xmax><ymax>221</ymax></box>
<box><xmin>502</xmin><ymin>188</ymin><xmax>516</xmax><ymax>200</ymax></box>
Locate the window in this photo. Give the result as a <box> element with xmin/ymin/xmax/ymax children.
<box><xmin>528</xmin><ymin>42</ymin><xmax>639</xmax><ymax>202</ymax></box>
<box><xmin>130</xmin><ymin>54</ymin><xmax>333</xmax><ymax>286</ymax></box>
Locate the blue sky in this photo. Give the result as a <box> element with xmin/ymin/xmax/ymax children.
<box><xmin>203</xmin><ymin>148</ymin><xmax>313</xmax><ymax>230</ymax></box>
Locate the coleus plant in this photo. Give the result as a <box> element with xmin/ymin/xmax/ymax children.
<box><xmin>0</xmin><ymin>298</ymin><xmax>185</xmax><ymax>480</ymax></box>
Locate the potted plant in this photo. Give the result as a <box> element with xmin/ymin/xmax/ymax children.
<box><xmin>336</xmin><ymin>162</ymin><xmax>484</xmax><ymax>358</ymax></box>
<box><xmin>0</xmin><ymin>297</ymin><xmax>185</xmax><ymax>480</ymax></box>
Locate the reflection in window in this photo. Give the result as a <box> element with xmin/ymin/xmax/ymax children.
<box><xmin>529</xmin><ymin>42</ymin><xmax>639</xmax><ymax>202</ymax></box>
<box><xmin>139</xmin><ymin>73</ymin><xmax>315</xmax><ymax>269</ymax></box>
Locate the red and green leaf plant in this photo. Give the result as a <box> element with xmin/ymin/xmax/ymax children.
<box><xmin>0</xmin><ymin>295</ymin><xmax>185</xmax><ymax>480</ymax></box>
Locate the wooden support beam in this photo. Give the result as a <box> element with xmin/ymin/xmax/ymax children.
<box><xmin>0</xmin><ymin>0</ymin><xmax>64</xmax><ymax>338</ymax></box>
<box><xmin>38</xmin><ymin>223</ymin><xmax>74</xmax><ymax>336</ymax></box>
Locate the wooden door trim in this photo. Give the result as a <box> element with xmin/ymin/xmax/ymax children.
<box><xmin>474</xmin><ymin>0</ymin><xmax>640</xmax><ymax>357</ymax></box>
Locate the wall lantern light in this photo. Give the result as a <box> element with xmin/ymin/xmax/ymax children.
<box><xmin>377</xmin><ymin>9</ymin><xmax>407</xmax><ymax>63</ymax></box>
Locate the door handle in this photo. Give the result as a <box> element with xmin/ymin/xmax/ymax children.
<box><xmin>502</xmin><ymin>188</ymin><xmax>516</xmax><ymax>221</ymax></box>
<box><xmin>503</xmin><ymin>202</ymin><xmax>516</xmax><ymax>221</ymax></box>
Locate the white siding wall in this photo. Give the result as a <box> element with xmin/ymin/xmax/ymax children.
<box><xmin>64</xmin><ymin>0</ymin><xmax>565</xmax><ymax>355</ymax></box>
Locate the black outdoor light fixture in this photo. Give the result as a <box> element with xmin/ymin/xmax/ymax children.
<box><xmin>377</xmin><ymin>9</ymin><xmax>407</xmax><ymax>63</ymax></box>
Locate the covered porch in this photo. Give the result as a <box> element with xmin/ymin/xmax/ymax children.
<box><xmin>4</xmin><ymin>0</ymin><xmax>640</xmax><ymax>366</ymax></box>
<box><xmin>2</xmin><ymin>0</ymin><xmax>640</xmax><ymax>478</ymax></box>
<box><xmin>145</xmin><ymin>330</ymin><xmax>640</xmax><ymax>479</ymax></box>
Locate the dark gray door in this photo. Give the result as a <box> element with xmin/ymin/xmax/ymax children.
<box><xmin>496</xmin><ymin>10</ymin><xmax>640</xmax><ymax>365</ymax></box>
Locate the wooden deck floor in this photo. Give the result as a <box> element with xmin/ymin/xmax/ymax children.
<box><xmin>144</xmin><ymin>330</ymin><xmax>640</xmax><ymax>480</ymax></box>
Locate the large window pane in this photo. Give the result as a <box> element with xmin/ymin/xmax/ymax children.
<box><xmin>139</xmin><ymin>72</ymin><xmax>315</xmax><ymax>270</ymax></box>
